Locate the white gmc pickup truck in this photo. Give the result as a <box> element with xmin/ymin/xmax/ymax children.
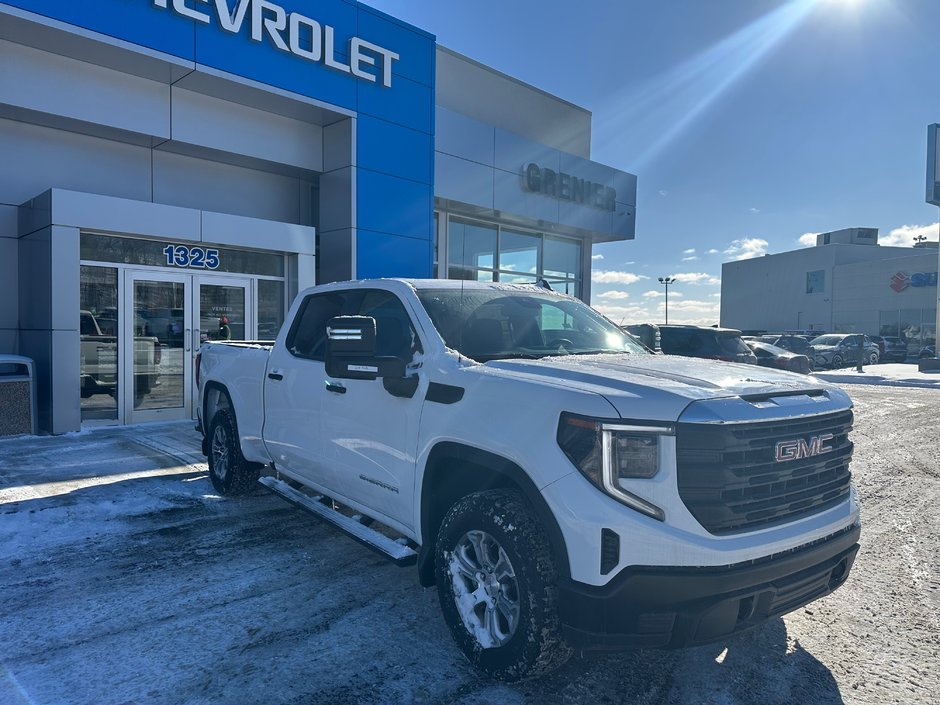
<box><xmin>196</xmin><ymin>279</ymin><xmax>860</xmax><ymax>680</ymax></box>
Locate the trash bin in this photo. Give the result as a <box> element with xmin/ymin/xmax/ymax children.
<box><xmin>0</xmin><ymin>355</ymin><xmax>37</xmax><ymax>436</ymax></box>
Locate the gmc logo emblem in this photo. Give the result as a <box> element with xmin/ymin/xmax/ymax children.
<box><xmin>774</xmin><ymin>434</ymin><xmax>835</xmax><ymax>462</ymax></box>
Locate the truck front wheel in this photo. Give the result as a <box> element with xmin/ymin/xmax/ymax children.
<box><xmin>435</xmin><ymin>489</ymin><xmax>571</xmax><ymax>681</ymax></box>
<box><xmin>207</xmin><ymin>409</ymin><xmax>261</xmax><ymax>496</ymax></box>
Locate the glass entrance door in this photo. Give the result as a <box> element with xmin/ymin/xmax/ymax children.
<box><xmin>192</xmin><ymin>276</ymin><xmax>252</xmax><ymax>414</ymax></box>
<box><xmin>126</xmin><ymin>272</ymin><xmax>191</xmax><ymax>424</ymax></box>
<box><xmin>124</xmin><ymin>272</ymin><xmax>251</xmax><ymax>424</ymax></box>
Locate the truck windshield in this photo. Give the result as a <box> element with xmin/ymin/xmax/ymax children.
<box><xmin>416</xmin><ymin>288</ymin><xmax>648</xmax><ymax>362</ymax></box>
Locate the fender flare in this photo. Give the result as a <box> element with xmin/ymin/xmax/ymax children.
<box><xmin>416</xmin><ymin>441</ymin><xmax>571</xmax><ymax>587</ymax></box>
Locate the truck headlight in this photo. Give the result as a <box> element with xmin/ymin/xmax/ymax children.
<box><xmin>557</xmin><ymin>413</ymin><xmax>670</xmax><ymax>521</ymax></box>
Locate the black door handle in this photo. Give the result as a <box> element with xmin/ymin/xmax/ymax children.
<box><xmin>326</xmin><ymin>382</ymin><xmax>346</xmax><ymax>394</ymax></box>
<box><xmin>267</xmin><ymin>372</ymin><xmax>284</xmax><ymax>381</ymax></box>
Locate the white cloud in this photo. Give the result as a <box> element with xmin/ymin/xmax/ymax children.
<box><xmin>624</xmin><ymin>261</ymin><xmax>636</xmax><ymax>265</ymax></box>
<box><xmin>669</xmin><ymin>272</ymin><xmax>721</xmax><ymax>286</ymax></box>
<box><xmin>658</xmin><ymin>190</ymin><xmax>668</xmax><ymax>197</ymax></box>
<box><xmin>797</xmin><ymin>232</ymin><xmax>819</xmax><ymax>248</ymax></box>
<box><xmin>682</xmin><ymin>255</ymin><xmax>699</xmax><ymax>261</ymax></box>
<box><xmin>706</xmin><ymin>249</ymin><xmax>719</xmax><ymax>255</ymax></box>
<box><xmin>649</xmin><ymin>298</ymin><xmax>721</xmax><ymax>326</ymax></box>
<box><xmin>748</xmin><ymin>207</ymin><xmax>760</xmax><ymax>213</ymax></box>
<box><xmin>683</xmin><ymin>248</ymin><xmax>696</xmax><ymax>255</ymax></box>
<box><xmin>591</xmin><ymin>270</ymin><xmax>650</xmax><ymax>284</ymax></box>
<box><xmin>591</xmin><ymin>253</ymin><xmax>604</xmax><ymax>261</ymax></box>
<box><xmin>642</xmin><ymin>290</ymin><xmax>682</xmax><ymax>298</ymax></box>
<box><xmin>593</xmin><ymin>303</ymin><xmax>653</xmax><ymax>324</ymax></box>
<box><xmin>595</xmin><ymin>290</ymin><xmax>630</xmax><ymax>300</ymax></box>
<box><xmin>879</xmin><ymin>222</ymin><xmax>939</xmax><ymax>247</ymax></box>
<box><xmin>724</xmin><ymin>237</ymin><xmax>768</xmax><ymax>261</ymax></box>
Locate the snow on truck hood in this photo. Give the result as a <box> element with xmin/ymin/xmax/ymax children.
<box><xmin>485</xmin><ymin>353</ymin><xmax>844</xmax><ymax>421</ymax></box>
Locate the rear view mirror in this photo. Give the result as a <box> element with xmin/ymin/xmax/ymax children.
<box><xmin>325</xmin><ymin>316</ymin><xmax>407</xmax><ymax>381</ymax></box>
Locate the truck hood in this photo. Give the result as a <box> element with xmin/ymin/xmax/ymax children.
<box><xmin>486</xmin><ymin>353</ymin><xmax>840</xmax><ymax>421</ymax></box>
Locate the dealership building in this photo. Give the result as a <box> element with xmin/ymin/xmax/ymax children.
<box><xmin>720</xmin><ymin>227</ymin><xmax>938</xmax><ymax>356</ymax></box>
<box><xmin>0</xmin><ymin>0</ymin><xmax>637</xmax><ymax>433</ymax></box>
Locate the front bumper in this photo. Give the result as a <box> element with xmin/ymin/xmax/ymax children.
<box><xmin>557</xmin><ymin>523</ymin><xmax>860</xmax><ymax>651</ymax></box>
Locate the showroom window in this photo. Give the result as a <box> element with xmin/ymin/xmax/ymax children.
<box><xmin>444</xmin><ymin>215</ymin><xmax>582</xmax><ymax>296</ymax></box>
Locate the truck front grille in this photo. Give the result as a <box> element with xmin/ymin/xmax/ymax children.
<box><xmin>676</xmin><ymin>410</ymin><xmax>853</xmax><ymax>534</ymax></box>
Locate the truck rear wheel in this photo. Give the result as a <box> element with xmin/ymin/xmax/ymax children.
<box><xmin>434</xmin><ymin>489</ymin><xmax>571</xmax><ymax>681</ymax></box>
<box><xmin>207</xmin><ymin>409</ymin><xmax>261</xmax><ymax>496</ymax></box>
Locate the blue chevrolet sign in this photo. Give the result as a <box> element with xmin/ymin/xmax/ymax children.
<box><xmin>5</xmin><ymin>0</ymin><xmax>437</xmax><ymax>278</ymax></box>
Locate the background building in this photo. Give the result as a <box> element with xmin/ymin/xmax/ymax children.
<box><xmin>720</xmin><ymin>227</ymin><xmax>937</xmax><ymax>355</ymax></box>
<box><xmin>0</xmin><ymin>0</ymin><xmax>635</xmax><ymax>432</ymax></box>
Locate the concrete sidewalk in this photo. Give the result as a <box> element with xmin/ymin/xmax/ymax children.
<box><xmin>813</xmin><ymin>362</ymin><xmax>940</xmax><ymax>390</ymax></box>
<box><xmin>0</xmin><ymin>421</ymin><xmax>205</xmax><ymax>501</ymax></box>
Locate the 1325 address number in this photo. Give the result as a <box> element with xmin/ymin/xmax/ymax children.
<box><xmin>162</xmin><ymin>244</ymin><xmax>220</xmax><ymax>270</ymax></box>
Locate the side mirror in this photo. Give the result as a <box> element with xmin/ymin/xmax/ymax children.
<box><xmin>325</xmin><ymin>316</ymin><xmax>406</xmax><ymax>381</ymax></box>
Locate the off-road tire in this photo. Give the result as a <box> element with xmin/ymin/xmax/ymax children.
<box><xmin>207</xmin><ymin>409</ymin><xmax>261</xmax><ymax>496</ymax></box>
<box><xmin>435</xmin><ymin>489</ymin><xmax>571</xmax><ymax>681</ymax></box>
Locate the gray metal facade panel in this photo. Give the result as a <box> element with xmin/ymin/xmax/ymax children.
<box><xmin>0</xmin><ymin>203</ymin><xmax>16</xmax><ymax>238</ymax></box>
<box><xmin>0</xmin><ymin>38</ymin><xmax>171</xmax><ymax>139</ymax></box>
<box><xmin>493</xmin><ymin>127</ymin><xmax>560</xmax><ymax>176</ymax></box>
<box><xmin>17</xmin><ymin>227</ymin><xmax>51</xmax><ymax>332</ymax></box>
<box><xmin>50</xmin><ymin>328</ymin><xmax>80</xmax><ymax>432</ymax></box>
<box><xmin>151</xmin><ymin>150</ymin><xmax>312</xmax><ymax>225</ymax></box>
<box><xmin>318</xmin><ymin>166</ymin><xmax>355</xmax><ymax>234</ymax></box>
<box><xmin>322</xmin><ymin>119</ymin><xmax>354</xmax><ymax>172</ymax></box>
<box><xmin>492</xmin><ymin>167</ymin><xmax>559</xmax><ymax>224</ymax></box>
<box><xmin>0</xmin><ymin>118</ymin><xmax>154</xmax><ymax>206</ymax></box>
<box><xmin>170</xmin><ymin>87</ymin><xmax>324</xmax><ymax>173</ymax></box>
<box><xmin>0</xmin><ymin>235</ymin><xmax>18</xmax><ymax>332</ymax></box>
<box><xmin>49</xmin><ymin>225</ymin><xmax>79</xmax><ymax>332</ymax></box>
<box><xmin>436</xmin><ymin>47</ymin><xmax>592</xmax><ymax>159</ymax></box>
<box><xmin>613</xmin><ymin>172</ymin><xmax>638</xmax><ymax>208</ymax></box>
<box><xmin>49</xmin><ymin>188</ymin><xmax>201</xmax><ymax>241</ymax></box>
<box><xmin>558</xmin><ymin>151</ymin><xmax>616</xmax><ymax>189</ymax></box>
<box><xmin>435</xmin><ymin>107</ymin><xmax>495</xmax><ymax>166</ymax></box>
<box><xmin>611</xmin><ymin>203</ymin><xmax>637</xmax><ymax>239</ymax></box>
<box><xmin>201</xmin><ymin>211</ymin><xmax>316</xmax><ymax>255</ymax></box>
<box><xmin>558</xmin><ymin>198</ymin><xmax>612</xmax><ymax>235</ymax></box>
<box><xmin>435</xmin><ymin>152</ymin><xmax>494</xmax><ymax>210</ymax></box>
<box><xmin>0</xmin><ymin>329</ymin><xmax>15</xmax><ymax>356</ymax></box>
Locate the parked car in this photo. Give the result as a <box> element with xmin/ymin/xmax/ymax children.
<box><xmin>869</xmin><ymin>336</ymin><xmax>908</xmax><ymax>363</ymax></box>
<box><xmin>746</xmin><ymin>340</ymin><xmax>812</xmax><ymax>374</ymax></box>
<box><xmin>622</xmin><ymin>323</ymin><xmax>660</xmax><ymax>352</ymax></box>
<box><xmin>755</xmin><ymin>334</ymin><xmax>818</xmax><ymax>360</ymax></box>
<box><xmin>658</xmin><ymin>325</ymin><xmax>757</xmax><ymax>364</ymax></box>
<box><xmin>196</xmin><ymin>279</ymin><xmax>860</xmax><ymax>680</ymax></box>
<box><xmin>809</xmin><ymin>333</ymin><xmax>879</xmax><ymax>368</ymax></box>
<box><xmin>918</xmin><ymin>345</ymin><xmax>935</xmax><ymax>359</ymax></box>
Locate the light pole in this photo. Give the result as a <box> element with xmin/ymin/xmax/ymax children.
<box><xmin>658</xmin><ymin>276</ymin><xmax>676</xmax><ymax>324</ymax></box>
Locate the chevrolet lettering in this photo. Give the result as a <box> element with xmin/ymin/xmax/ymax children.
<box><xmin>152</xmin><ymin>0</ymin><xmax>399</xmax><ymax>87</ymax></box>
<box><xmin>775</xmin><ymin>433</ymin><xmax>835</xmax><ymax>462</ymax></box>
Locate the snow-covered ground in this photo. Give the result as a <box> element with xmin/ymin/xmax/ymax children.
<box><xmin>1</xmin><ymin>389</ymin><xmax>938</xmax><ymax>704</ymax></box>
<box><xmin>813</xmin><ymin>362</ymin><xmax>940</xmax><ymax>390</ymax></box>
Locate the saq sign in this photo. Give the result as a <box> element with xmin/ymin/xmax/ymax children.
<box><xmin>152</xmin><ymin>0</ymin><xmax>399</xmax><ymax>87</ymax></box>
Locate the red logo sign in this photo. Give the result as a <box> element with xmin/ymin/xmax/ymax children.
<box><xmin>890</xmin><ymin>272</ymin><xmax>909</xmax><ymax>293</ymax></box>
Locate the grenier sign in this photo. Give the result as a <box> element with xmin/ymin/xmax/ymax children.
<box><xmin>152</xmin><ymin>0</ymin><xmax>399</xmax><ymax>87</ymax></box>
<box><xmin>522</xmin><ymin>163</ymin><xmax>617</xmax><ymax>212</ymax></box>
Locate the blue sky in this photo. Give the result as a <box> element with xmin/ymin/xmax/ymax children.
<box><xmin>366</xmin><ymin>0</ymin><xmax>940</xmax><ymax>324</ymax></box>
